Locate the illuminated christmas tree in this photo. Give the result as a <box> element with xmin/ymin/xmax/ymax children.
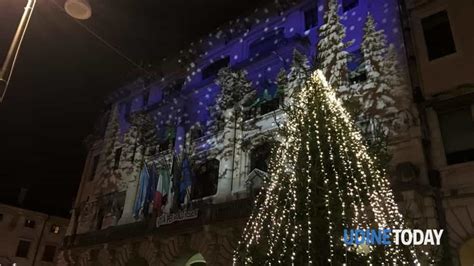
<box><xmin>234</xmin><ymin>70</ymin><xmax>427</xmax><ymax>265</ymax></box>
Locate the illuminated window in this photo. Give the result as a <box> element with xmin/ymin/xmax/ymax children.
<box><xmin>16</xmin><ymin>240</ymin><xmax>31</xmax><ymax>258</ymax></box>
<box><xmin>24</xmin><ymin>219</ymin><xmax>35</xmax><ymax>228</ymax></box>
<box><xmin>50</xmin><ymin>225</ymin><xmax>60</xmax><ymax>234</ymax></box>
<box><xmin>422</xmin><ymin>10</ymin><xmax>456</xmax><ymax>60</ymax></box>
<box><xmin>42</xmin><ymin>245</ymin><xmax>56</xmax><ymax>262</ymax></box>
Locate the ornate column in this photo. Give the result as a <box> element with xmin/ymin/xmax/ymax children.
<box><xmin>214</xmin><ymin>108</ymin><xmax>238</xmax><ymax>202</ymax></box>
<box><xmin>231</xmin><ymin>108</ymin><xmax>245</xmax><ymax>195</ymax></box>
<box><xmin>118</xmin><ymin>129</ymin><xmax>144</xmax><ymax>225</ymax></box>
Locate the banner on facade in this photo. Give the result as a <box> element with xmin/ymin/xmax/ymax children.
<box><xmin>156</xmin><ymin>208</ymin><xmax>199</xmax><ymax>227</ymax></box>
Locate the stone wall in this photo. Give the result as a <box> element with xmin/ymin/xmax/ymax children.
<box><xmin>58</xmin><ymin>219</ymin><xmax>244</xmax><ymax>266</ymax></box>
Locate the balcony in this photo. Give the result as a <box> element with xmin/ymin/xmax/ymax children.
<box><xmin>244</xmin><ymin>106</ymin><xmax>285</xmax><ymax>135</ymax></box>
<box><xmin>191</xmin><ymin>134</ymin><xmax>217</xmax><ymax>157</ymax></box>
<box><xmin>62</xmin><ymin>198</ymin><xmax>253</xmax><ymax>249</ymax></box>
<box><xmin>73</xmin><ymin>191</ymin><xmax>126</xmax><ymax>236</ymax></box>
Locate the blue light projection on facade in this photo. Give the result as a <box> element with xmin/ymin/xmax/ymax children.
<box><xmin>109</xmin><ymin>0</ymin><xmax>405</xmax><ymax>150</ymax></box>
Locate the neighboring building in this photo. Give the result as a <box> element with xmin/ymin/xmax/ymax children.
<box><xmin>401</xmin><ymin>0</ymin><xmax>474</xmax><ymax>264</ymax></box>
<box><xmin>58</xmin><ymin>0</ymin><xmax>473</xmax><ymax>265</ymax></box>
<box><xmin>0</xmin><ymin>203</ymin><xmax>69</xmax><ymax>266</ymax></box>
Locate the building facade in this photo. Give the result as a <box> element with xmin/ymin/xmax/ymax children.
<box><xmin>58</xmin><ymin>0</ymin><xmax>473</xmax><ymax>265</ymax></box>
<box><xmin>402</xmin><ymin>0</ymin><xmax>474</xmax><ymax>265</ymax></box>
<box><xmin>0</xmin><ymin>203</ymin><xmax>69</xmax><ymax>266</ymax></box>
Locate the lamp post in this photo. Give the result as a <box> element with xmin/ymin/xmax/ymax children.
<box><xmin>0</xmin><ymin>0</ymin><xmax>36</xmax><ymax>102</ymax></box>
<box><xmin>65</xmin><ymin>0</ymin><xmax>93</xmax><ymax>20</ymax></box>
<box><xmin>0</xmin><ymin>0</ymin><xmax>92</xmax><ymax>103</ymax></box>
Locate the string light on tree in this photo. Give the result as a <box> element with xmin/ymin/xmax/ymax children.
<box><xmin>233</xmin><ymin>66</ymin><xmax>430</xmax><ymax>265</ymax></box>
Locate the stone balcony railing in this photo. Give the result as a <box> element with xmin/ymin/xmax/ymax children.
<box><xmin>62</xmin><ymin>198</ymin><xmax>253</xmax><ymax>249</ymax></box>
<box><xmin>73</xmin><ymin>191</ymin><xmax>126</xmax><ymax>235</ymax></box>
<box><xmin>191</xmin><ymin>134</ymin><xmax>218</xmax><ymax>156</ymax></box>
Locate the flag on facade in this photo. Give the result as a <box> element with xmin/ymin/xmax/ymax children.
<box><xmin>133</xmin><ymin>164</ymin><xmax>150</xmax><ymax>218</ymax></box>
<box><xmin>180</xmin><ymin>157</ymin><xmax>193</xmax><ymax>205</ymax></box>
<box><xmin>155</xmin><ymin>167</ymin><xmax>171</xmax><ymax>211</ymax></box>
<box><xmin>147</xmin><ymin>163</ymin><xmax>158</xmax><ymax>213</ymax></box>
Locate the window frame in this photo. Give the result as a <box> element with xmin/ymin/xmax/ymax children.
<box><xmin>191</xmin><ymin>159</ymin><xmax>219</xmax><ymax>200</ymax></box>
<box><xmin>50</xmin><ymin>224</ymin><xmax>61</xmax><ymax>234</ymax></box>
<box><xmin>16</xmin><ymin>239</ymin><xmax>31</xmax><ymax>258</ymax></box>
<box><xmin>437</xmin><ymin>104</ymin><xmax>474</xmax><ymax>165</ymax></box>
<box><xmin>421</xmin><ymin>10</ymin><xmax>457</xmax><ymax>61</ymax></box>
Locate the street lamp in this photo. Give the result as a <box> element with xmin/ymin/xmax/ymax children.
<box><xmin>65</xmin><ymin>0</ymin><xmax>92</xmax><ymax>20</ymax></box>
<box><xmin>0</xmin><ymin>0</ymin><xmax>36</xmax><ymax>102</ymax></box>
<box><xmin>0</xmin><ymin>0</ymin><xmax>92</xmax><ymax>103</ymax></box>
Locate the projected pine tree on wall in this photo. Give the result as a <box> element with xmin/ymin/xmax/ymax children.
<box><xmin>233</xmin><ymin>68</ymin><xmax>429</xmax><ymax>265</ymax></box>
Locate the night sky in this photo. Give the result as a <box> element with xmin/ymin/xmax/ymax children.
<box><xmin>0</xmin><ymin>0</ymin><xmax>266</xmax><ymax>217</ymax></box>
